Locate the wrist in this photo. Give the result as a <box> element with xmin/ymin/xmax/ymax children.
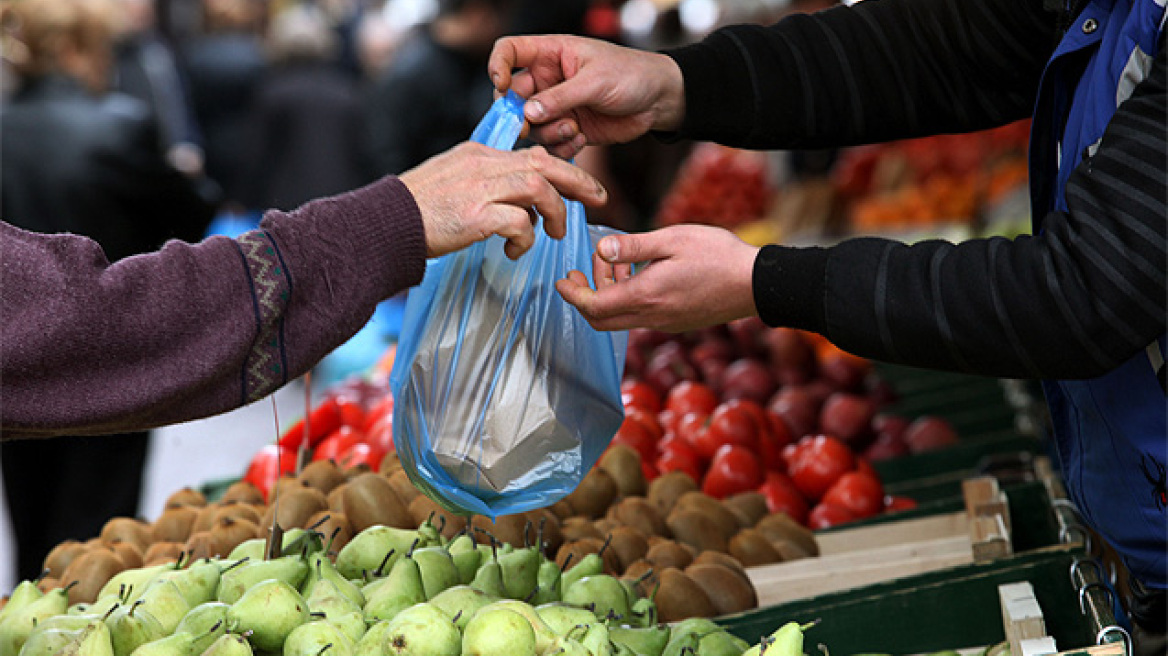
<box><xmin>650</xmin><ymin>53</ymin><xmax>686</xmax><ymax>133</ymax></box>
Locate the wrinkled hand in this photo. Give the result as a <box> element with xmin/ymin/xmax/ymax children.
<box><xmin>401</xmin><ymin>142</ymin><xmax>607</xmax><ymax>260</ymax></box>
<box><xmin>488</xmin><ymin>34</ymin><xmax>685</xmax><ymax>159</ymax></box>
<box><xmin>556</xmin><ymin>225</ymin><xmax>760</xmax><ymax>332</ymax></box>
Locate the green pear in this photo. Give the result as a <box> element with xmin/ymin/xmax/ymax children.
<box><xmin>383</xmin><ymin>602</ymin><xmax>460</xmax><ymax>656</ymax></box>
<box><xmin>106</xmin><ymin>599</ymin><xmax>167</xmax><ymax>656</ymax></box>
<box><xmin>303</xmin><ymin>579</ymin><xmax>365</xmax><ymax>644</ymax></box>
<box><xmin>534</xmin><ymin>603</ymin><xmax>598</xmax><ymax>636</ymax></box>
<box><xmin>125</xmin><ymin>630</ymin><xmax>201</xmax><ymax>656</ymax></box>
<box><xmin>416</xmin><ymin>514</ymin><xmax>444</xmax><ymax>548</ymax></box>
<box><xmin>135</xmin><ymin>579</ymin><xmax>191</xmax><ymax>634</ymax></box>
<box><xmin>446</xmin><ymin>536</ymin><xmax>481</xmax><ymax>585</ymax></box>
<box><xmin>468</xmin><ymin>549</ymin><xmax>505</xmax><ymax>599</ymax></box>
<box><xmin>74</xmin><ymin>596</ymin><xmax>121</xmax><ymax>618</ymax></box>
<box><xmin>301</xmin><ymin>553</ymin><xmax>364</xmax><ymax>608</ymax></box>
<box><xmin>580</xmin><ymin>623</ymin><xmax>615</xmax><ymax>656</ymax></box>
<box><xmin>225</xmin><ymin>579</ymin><xmax>309</xmax><ymax>653</ymax></box>
<box><xmin>426</xmin><ymin>585</ymin><xmax>496</xmax><ymax>632</ymax></box>
<box><xmin>0</xmin><ymin>585</ymin><xmax>70</xmax><ymax>654</ymax></box>
<box><xmin>531</xmin><ymin>558</ymin><xmax>562</xmax><ymax>606</ymax></box>
<box><xmin>461</xmin><ymin>607</ymin><xmax>535</xmax><ymax>656</ymax></box>
<box><xmin>154</xmin><ymin>559</ymin><xmax>221</xmax><ymax>608</ymax></box>
<box><xmin>226</xmin><ymin>539</ymin><xmax>266</xmax><ymax>562</ymax></box>
<box><xmin>669</xmin><ymin>619</ymin><xmax>719</xmax><ymax>642</ymax></box>
<box><xmin>352</xmin><ymin>620</ymin><xmax>392</xmax><ymax>656</ymax></box>
<box><xmin>15</xmin><ymin>626</ymin><xmax>80</xmax><ymax>656</ymax></box>
<box><xmin>479</xmin><ymin>600</ymin><xmax>555</xmax><ymax>656</ymax></box>
<box><xmin>363</xmin><ymin>554</ymin><xmax>425</xmax><ymax>623</ymax></box>
<box><xmin>559</xmin><ymin>551</ymin><xmax>603</xmax><ymax>596</ymax></box>
<box><xmin>335</xmin><ymin>527</ymin><xmax>420</xmax><ymax>581</ymax></box>
<box><xmin>696</xmin><ymin>630</ymin><xmax>750</xmax><ymax>656</ymax></box>
<box><xmin>627</xmin><ymin>597</ymin><xmax>657</xmax><ymax>629</ymax></box>
<box><xmin>97</xmin><ymin>563</ymin><xmax>173</xmax><ymax>604</ymax></box>
<box><xmin>58</xmin><ymin>619</ymin><xmax>114</xmax><ymax>656</ymax></box>
<box><xmin>660</xmin><ymin>629</ymin><xmax>701</xmax><ymax>656</ymax></box>
<box><xmin>280</xmin><ymin>528</ymin><xmax>325</xmax><ymax>557</ymax></box>
<box><xmin>173</xmin><ymin>601</ymin><xmax>229</xmax><ymax>653</ymax></box>
<box><xmin>544</xmin><ymin>634</ymin><xmax>591</xmax><ymax>656</ymax></box>
<box><xmin>410</xmin><ymin>548</ymin><xmax>459</xmax><ymax>600</ymax></box>
<box><xmin>0</xmin><ymin>581</ymin><xmax>43</xmax><ymax>623</ymax></box>
<box><xmin>610</xmin><ymin>626</ymin><xmax>671</xmax><ymax>656</ymax></box>
<box><xmin>282</xmin><ymin>619</ymin><xmax>354</xmax><ymax>656</ymax></box>
<box><xmin>740</xmin><ymin>621</ymin><xmax>807</xmax><ymax>656</ymax></box>
<box><xmin>198</xmin><ymin>632</ymin><xmax>254</xmax><ymax>656</ymax></box>
<box><xmin>497</xmin><ymin>548</ymin><xmax>539</xmax><ymax>602</ymax></box>
<box><xmin>216</xmin><ymin>555</ymin><xmax>309</xmax><ymax>605</ymax></box>
<box><xmin>562</xmin><ymin>575</ymin><xmax>629</xmax><ymax>623</ymax></box>
<box><xmin>31</xmin><ymin>612</ymin><xmax>99</xmax><ymax>633</ymax></box>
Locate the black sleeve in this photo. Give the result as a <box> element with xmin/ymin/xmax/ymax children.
<box><xmin>665</xmin><ymin>0</ymin><xmax>1056</xmax><ymax>149</ymax></box>
<box><xmin>753</xmin><ymin>39</ymin><xmax>1167</xmax><ymax>380</ymax></box>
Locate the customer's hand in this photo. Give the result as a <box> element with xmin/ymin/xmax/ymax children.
<box><xmin>401</xmin><ymin>142</ymin><xmax>607</xmax><ymax>260</ymax></box>
<box><xmin>488</xmin><ymin>34</ymin><xmax>685</xmax><ymax>159</ymax></box>
<box><xmin>556</xmin><ymin>225</ymin><xmax>760</xmax><ymax>332</ymax></box>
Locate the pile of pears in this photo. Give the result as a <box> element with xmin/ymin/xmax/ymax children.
<box><xmin>0</xmin><ymin>514</ymin><xmax>812</xmax><ymax>656</ymax></box>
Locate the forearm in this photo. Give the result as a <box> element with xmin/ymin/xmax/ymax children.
<box><xmin>0</xmin><ymin>176</ymin><xmax>426</xmax><ymax>438</ymax></box>
<box><xmin>665</xmin><ymin>0</ymin><xmax>1053</xmax><ymax>149</ymax></box>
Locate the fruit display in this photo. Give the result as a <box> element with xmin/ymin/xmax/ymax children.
<box><xmin>0</xmin><ymin>511</ymin><xmax>818</xmax><ymax>656</ymax></box>
<box><xmin>653</xmin><ymin>143</ymin><xmax>774</xmax><ymax>230</ymax></box>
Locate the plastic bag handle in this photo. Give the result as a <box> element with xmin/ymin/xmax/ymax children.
<box><xmin>470</xmin><ymin>90</ymin><xmax>526</xmax><ymax>152</ymax></box>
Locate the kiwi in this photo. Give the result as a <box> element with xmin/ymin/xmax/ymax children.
<box><xmin>755</xmin><ymin>513</ymin><xmax>819</xmax><ymax>556</ymax></box>
<box><xmin>100</xmin><ymin>517</ymin><xmax>153</xmax><ymax>553</ymax></box>
<box><xmin>645</xmin><ymin>539</ymin><xmax>693</xmax><ymax>571</ymax></box>
<box><xmin>152</xmin><ymin>506</ymin><xmax>200</xmax><ymax>544</ymax></box>
<box><xmin>142</xmin><ymin>541</ymin><xmax>184</xmax><ymax>566</ymax></box>
<box><xmin>260</xmin><ymin>486</ymin><xmax>329</xmax><ymax>531</ymax></box>
<box><xmin>42</xmin><ymin>540</ymin><xmax>87</xmax><ymax>579</ymax></box>
<box><xmin>673</xmin><ymin>492</ymin><xmax>740</xmax><ymax>541</ymax></box>
<box><xmin>665</xmin><ymin>507</ymin><xmax>729</xmax><ymax>554</ymax></box>
<box><xmin>555</xmin><ymin>538</ymin><xmax>621</xmax><ymax>575</ymax></box>
<box><xmin>560</xmin><ymin>516</ymin><xmax>604</xmax><ymax>542</ymax></box>
<box><xmin>220</xmin><ymin>480</ymin><xmax>265</xmax><ymax>505</ymax></box>
<box><xmin>271</xmin><ymin>474</ymin><xmax>308</xmax><ymax>500</ymax></box>
<box><xmin>342</xmin><ymin>472</ymin><xmax>411</xmax><ymax>531</ymax></box>
<box><xmin>606</xmin><ymin>525</ymin><xmax>649</xmax><ymax>571</ymax></box>
<box><xmin>183</xmin><ymin>530</ymin><xmax>222</xmax><ymax>561</ymax></box>
<box><xmin>647</xmin><ymin>471</ymin><xmax>698</xmax><ymax>516</ymax></box>
<box><xmin>684</xmin><ymin>562</ymin><xmax>758</xmax><ymax>615</ymax></box>
<box><xmin>191</xmin><ymin>503</ymin><xmax>222</xmax><ymax>535</ymax></box>
<box><xmin>344</xmin><ymin>462</ymin><xmax>374</xmax><ymax>479</ymax></box>
<box><xmin>210</xmin><ymin>516</ymin><xmax>261</xmax><ymax>554</ymax></box>
<box><xmin>523</xmin><ymin>508</ymin><xmax>564</xmax><ymax>556</ymax></box>
<box><xmin>407</xmin><ymin>495</ymin><xmax>466</xmax><ymax>541</ymax></box>
<box><xmin>327</xmin><ymin>483</ymin><xmax>348</xmax><ymax>513</ymax></box>
<box><xmin>385</xmin><ymin>469</ymin><xmax>420</xmax><ymax>505</ymax></box>
<box><xmin>771</xmin><ymin>538</ymin><xmax>813</xmax><ymax>562</ymax></box>
<box><xmin>692</xmin><ymin>550</ymin><xmax>750</xmax><ymax>580</ymax></box>
<box><xmin>298</xmin><ymin>459</ymin><xmax>346</xmax><ymax>495</ymax></box>
<box><xmin>598</xmin><ymin>444</ymin><xmax>646</xmax><ymax>497</ymax></box>
<box><xmin>378</xmin><ymin>452</ymin><xmax>402</xmax><ymax>477</ymax></box>
<box><xmin>550</xmin><ymin>500</ymin><xmax>575</xmax><ymax>520</ymax></box>
<box><xmin>727</xmin><ymin>528</ymin><xmax>782</xmax><ymax>566</ymax></box>
<box><xmin>305</xmin><ymin>511</ymin><xmax>354</xmax><ymax>553</ymax></box>
<box><xmin>621</xmin><ymin>559</ymin><xmax>658</xmax><ymax>597</ymax></box>
<box><xmin>563</xmin><ymin>467</ymin><xmax>618</xmax><ymax>519</ymax></box>
<box><xmin>165</xmin><ymin>487</ymin><xmax>207</xmax><ymax>509</ymax></box>
<box><xmin>60</xmin><ymin>547</ymin><xmax>125</xmax><ymax>605</ymax></box>
<box><xmin>214</xmin><ymin>502</ymin><xmax>263</xmax><ymax>527</ymax></box>
<box><xmin>105</xmin><ymin>539</ymin><xmax>143</xmax><ymax>570</ymax></box>
<box><xmin>607</xmin><ymin>496</ymin><xmax>668</xmax><ymax>537</ymax></box>
<box><xmin>593</xmin><ymin>518</ymin><xmax>618</xmax><ymax>537</ymax></box>
<box><xmin>470</xmin><ymin>513</ymin><xmax>528</xmax><ymax>548</ymax></box>
<box><xmin>655</xmin><ymin>568</ymin><xmax>717</xmax><ymax>623</ymax></box>
<box><xmin>722</xmin><ymin>492</ymin><xmax>769</xmax><ymax>528</ymax></box>
<box><xmin>36</xmin><ymin>577</ymin><xmax>60</xmax><ymax>594</ymax></box>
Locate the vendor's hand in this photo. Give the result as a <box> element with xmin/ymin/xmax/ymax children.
<box><xmin>488</xmin><ymin>34</ymin><xmax>685</xmax><ymax>159</ymax></box>
<box><xmin>556</xmin><ymin>225</ymin><xmax>760</xmax><ymax>332</ymax></box>
<box><xmin>401</xmin><ymin>142</ymin><xmax>607</xmax><ymax>260</ymax></box>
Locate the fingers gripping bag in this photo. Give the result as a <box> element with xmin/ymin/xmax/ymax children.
<box><xmin>389</xmin><ymin>91</ymin><xmax>627</xmax><ymax>518</ymax></box>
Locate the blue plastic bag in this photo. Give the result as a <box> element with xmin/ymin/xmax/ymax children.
<box><xmin>389</xmin><ymin>91</ymin><xmax>627</xmax><ymax>518</ymax></box>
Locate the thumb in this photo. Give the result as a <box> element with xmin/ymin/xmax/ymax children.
<box><xmin>524</xmin><ymin>73</ymin><xmax>603</xmax><ymax>124</ymax></box>
<box><xmin>597</xmin><ymin>232</ymin><xmax>668</xmax><ymax>265</ymax></box>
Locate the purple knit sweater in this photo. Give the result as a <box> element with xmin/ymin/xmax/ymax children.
<box><xmin>0</xmin><ymin>175</ymin><xmax>427</xmax><ymax>439</ymax></box>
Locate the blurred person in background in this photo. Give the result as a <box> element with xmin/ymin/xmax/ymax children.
<box><xmin>0</xmin><ymin>0</ymin><xmax>215</xmax><ymax>582</ymax></box>
<box><xmin>354</xmin><ymin>9</ymin><xmax>402</xmax><ymax>80</ymax></box>
<box><xmin>364</xmin><ymin>0</ymin><xmax>518</xmax><ymax>175</ymax></box>
<box><xmin>239</xmin><ymin>3</ymin><xmax>372</xmax><ymax>211</ymax></box>
<box><xmin>179</xmin><ymin>0</ymin><xmax>266</xmax><ymax>209</ymax></box>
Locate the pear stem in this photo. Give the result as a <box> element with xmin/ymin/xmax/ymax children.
<box><xmin>374</xmin><ymin>550</ymin><xmax>396</xmax><ymax>577</ymax></box>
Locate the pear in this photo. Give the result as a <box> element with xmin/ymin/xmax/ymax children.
<box><xmin>531</xmin><ymin>558</ymin><xmax>562</xmax><ymax>606</ymax></box>
<box><xmin>225</xmin><ymin>579</ymin><xmax>309</xmax><ymax>653</ymax></box>
<box><xmin>301</xmin><ymin>553</ymin><xmax>364</xmax><ymax>608</ymax></box>
<box><xmin>352</xmin><ymin>619</ymin><xmax>392</xmax><ymax>656</ymax></box>
<box><xmin>105</xmin><ymin>599</ymin><xmax>167</xmax><ymax>656</ymax></box>
<box><xmin>478</xmin><ymin>600</ymin><xmax>555</xmax><ymax>656</ymax></box>
<box><xmin>410</xmin><ymin>548</ymin><xmax>459</xmax><ymax>600</ymax></box>
<box><xmin>125</xmin><ymin>630</ymin><xmax>203</xmax><ymax>656</ymax></box>
<box><xmin>740</xmin><ymin>621</ymin><xmax>808</xmax><ymax>656</ymax></box>
<box><xmin>57</xmin><ymin>619</ymin><xmax>114</xmax><ymax>656</ymax></box>
<box><xmin>580</xmin><ymin>623</ymin><xmax>615</xmax><ymax>656</ymax></box>
<box><xmin>303</xmin><ymin>579</ymin><xmax>365</xmax><ymax>644</ymax></box>
<box><xmin>28</xmin><ymin>611</ymin><xmax>98</xmax><ymax>633</ymax></box>
<box><xmin>0</xmin><ymin>580</ymin><xmax>43</xmax><ymax>622</ymax></box>
<box><xmin>15</xmin><ymin>626</ymin><xmax>80</xmax><ymax>656</ymax></box>
<box><xmin>562</xmin><ymin>575</ymin><xmax>629</xmax><ymax>623</ymax></box>
<box><xmin>660</xmin><ymin>629</ymin><xmax>701</xmax><ymax>656</ymax></box>
<box><xmin>216</xmin><ymin>555</ymin><xmax>308</xmax><ymax>605</ymax></box>
<box><xmin>497</xmin><ymin>548</ymin><xmax>539</xmax><ymax>601</ymax></box>
<box><xmin>468</xmin><ymin>548</ymin><xmax>505</xmax><ymax>599</ymax></box>
<box><xmin>383</xmin><ymin>602</ymin><xmax>459</xmax><ymax>656</ymax></box>
<box><xmin>697</xmin><ymin>630</ymin><xmax>750</xmax><ymax>656</ymax></box>
<box><xmin>426</xmin><ymin>586</ymin><xmax>496</xmax><ymax>632</ymax></box>
<box><xmin>461</xmin><ymin>607</ymin><xmax>536</xmax><ymax>656</ymax></box>
<box><xmin>154</xmin><ymin>559</ymin><xmax>222</xmax><ymax>607</ymax></box>
<box><xmin>198</xmin><ymin>632</ymin><xmax>254</xmax><ymax>656</ymax></box>
<box><xmin>363</xmin><ymin>553</ymin><xmax>425</xmax><ymax>623</ymax></box>
<box><xmin>226</xmin><ymin>539</ymin><xmax>265</xmax><ymax>562</ymax></box>
<box><xmin>559</xmin><ymin>548</ymin><xmax>604</xmax><ymax>596</ymax></box>
<box><xmin>135</xmin><ymin>579</ymin><xmax>191</xmax><ymax>634</ymax></box>
<box><xmin>610</xmin><ymin>626</ymin><xmax>671</xmax><ymax>656</ymax></box>
<box><xmin>534</xmin><ymin>603</ymin><xmax>598</xmax><ymax>636</ymax></box>
<box><xmin>0</xmin><ymin>584</ymin><xmax>70</xmax><ymax>654</ymax></box>
<box><xmin>97</xmin><ymin>563</ymin><xmax>173</xmax><ymax>604</ymax></box>
<box><xmin>627</xmin><ymin>596</ymin><xmax>658</xmax><ymax>629</ymax></box>
<box><xmin>545</xmin><ymin>634</ymin><xmax>592</xmax><ymax>656</ymax></box>
<box><xmin>282</xmin><ymin>619</ymin><xmax>355</xmax><ymax>656</ymax></box>
<box><xmin>75</xmin><ymin>595</ymin><xmax>121</xmax><ymax>618</ymax></box>
<box><xmin>174</xmin><ymin>601</ymin><xmax>230</xmax><ymax>652</ymax></box>
<box><xmin>446</xmin><ymin>535</ymin><xmax>481</xmax><ymax>585</ymax></box>
<box><xmin>335</xmin><ymin>526</ymin><xmax>420</xmax><ymax>581</ymax></box>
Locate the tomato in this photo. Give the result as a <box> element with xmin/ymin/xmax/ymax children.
<box><xmin>363</xmin><ymin>394</ymin><xmax>394</xmax><ymax>434</ymax></box>
<box><xmin>787</xmin><ymin>435</ymin><xmax>855</xmax><ymax>502</ymax></box>
<box><xmin>665</xmin><ymin>381</ymin><xmax>719</xmax><ymax>417</ymax></box>
<box><xmin>278</xmin><ymin>397</ymin><xmax>342</xmax><ymax>450</ymax></box>
<box><xmin>625</xmin><ymin>407</ymin><xmax>665</xmax><ymax>441</ymax></box>
<box><xmin>641</xmin><ymin>460</ymin><xmax>660</xmax><ymax>482</ymax></box>
<box><xmin>611</xmin><ymin>416</ymin><xmax>657</xmax><ymax>463</ymax></box>
<box><xmin>702</xmin><ymin>403</ymin><xmax>760</xmax><ymax>457</ymax></box>
<box><xmin>335</xmin><ymin>396</ymin><xmax>366</xmax><ymax>429</ymax></box>
<box><xmin>656</xmin><ymin>408</ymin><xmax>682</xmax><ymax>436</ymax></box>
<box><xmin>757</xmin><ymin>411</ymin><xmax>794</xmax><ymax>472</ymax></box>
<box><xmin>758</xmin><ymin>471</ymin><xmax>809</xmax><ymax>525</ymax></box>
<box><xmin>702</xmin><ymin>445</ymin><xmax>764</xmax><ymax>499</ymax></box>
<box><xmin>884</xmin><ymin>495</ymin><xmax>919</xmax><ymax>513</ymax></box>
<box><xmin>365</xmin><ymin>413</ymin><xmax>395</xmax><ymax>456</ymax></box>
<box><xmin>808</xmin><ymin>502</ymin><xmax>857</xmax><ymax>530</ymax></box>
<box><xmin>855</xmin><ymin>456</ymin><xmax>878</xmax><ymax>480</ymax></box>
<box><xmin>243</xmin><ymin>444</ymin><xmax>296</xmax><ymax>502</ymax></box>
<box><xmin>676</xmin><ymin>412</ymin><xmax>711</xmax><ymax>456</ymax></box>
<box><xmin>312</xmin><ymin>425</ymin><xmax>367</xmax><ymax>463</ymax></box>
<box><xmin>622</xmin><ymin>379</ymin><xmax>662</xmax><ymax>413</ymax></box>
<box><xmin>821</xmin><ymin>471</ymin><xmax>885</xmax><ymax>519</ymax></box>
<box><xmin>337</xmin><ymin>442</ymin><xmax>385</xmax><ymax>471</ymax></box>
<box><xmin>655</xmin><ymin>441</ymin><xmax>704</xmax><ymax>483</ymax></box>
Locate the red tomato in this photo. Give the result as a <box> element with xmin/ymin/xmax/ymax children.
<box><xmin>665</xmin><ymin>381</ymin><xmax>719</xmax><ymax>417</ymax></box>
<box><xmin>278</xmin><ymin>397</ymin><xmax>342</xmax><ymax>450</ymax></box>
<box><xmin>641</xmin><ymin>461</ymin><xmax>660</xmax><ymax>482</ymax></box>
<box><xmin>676</xmin><ymin>412</ymin><xmax>711</xmax><ymax>455</ymax></box>
<box><xmin>855</xmin><ymin>456</ymin><xmax>878</xmax><ymax>479</ymax></box>
<box><xmin>365</xmin><ymin>413</ymin><xmax>395</xmax><ymax>456</ymax></box>
<box><xmin>808</xmin><ymin>502</ymin><xmax>857</xmax><ymax>530</ymax></box>
<box><xmin>702</xmin><ymin>445</ymin><xmax>764</xmax><ymax>499</ymax></box>
<box><xmin>363</xmin><ymin>395</ymin><xmax>394</xmax><ymax>434</ymax></box>
<box><xmin>821</xmin><ymin>471</ymin><xmax>885</xmax><ymax>519</ymax></box>
<box><xmin>313</xmin><ymin>426</ymin><xmax>367</xmax><ymax>462</ymax></box>
<box><xmin>655</xmin><ymin>442</ymin><xmax>704</xmax><ymax>483</ymax></box>
<box><xmin>884</xmin><ymin>495</ymin><xmax>919</xmax><ymax>513</ymax></box>
<box><xmin>703</xmin><ymin>404</ymin><xmax>760</xmax><ymax>456</ymax></box>
<box><xmin>625</xmin><ymin>407</ymin><xmax>664</xmax><ymax>441</ymax></box>
<box><xmin>611</xmin><ymin>417</ymin><xmax>657</xmax><ymax>463</ymax></box>
<box><xmin>757</xmin><ymin>471</ymin><xmax>809</xmax><ymax>525</ymax></box>
<box><xmin>243</xmin><ymin>444</ymin><xmax>296</xmax><ymax>502</ymax></box>
<box><xmin>335</xmin><ymin>396</ymin><xmax>366</xmax><ymax>429</ymax></box>
<box><xmin>787</xmin><ymin>435</ymin><xmax>855</xmax><ymax>502</ymax></box>
<box><xmin>337</xmin><ymin>442</ymin><xmax>384</xmax><ymax>471</ymax></box>
<box><xmin>657</xmin><ymin>408</ymin><xmax>682</xmax><ymax>436</ymax></box>
<box><xmin>622</xmin><ymin>379</ymin><xmax>662</xmax><ymax>413</ymax></box>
